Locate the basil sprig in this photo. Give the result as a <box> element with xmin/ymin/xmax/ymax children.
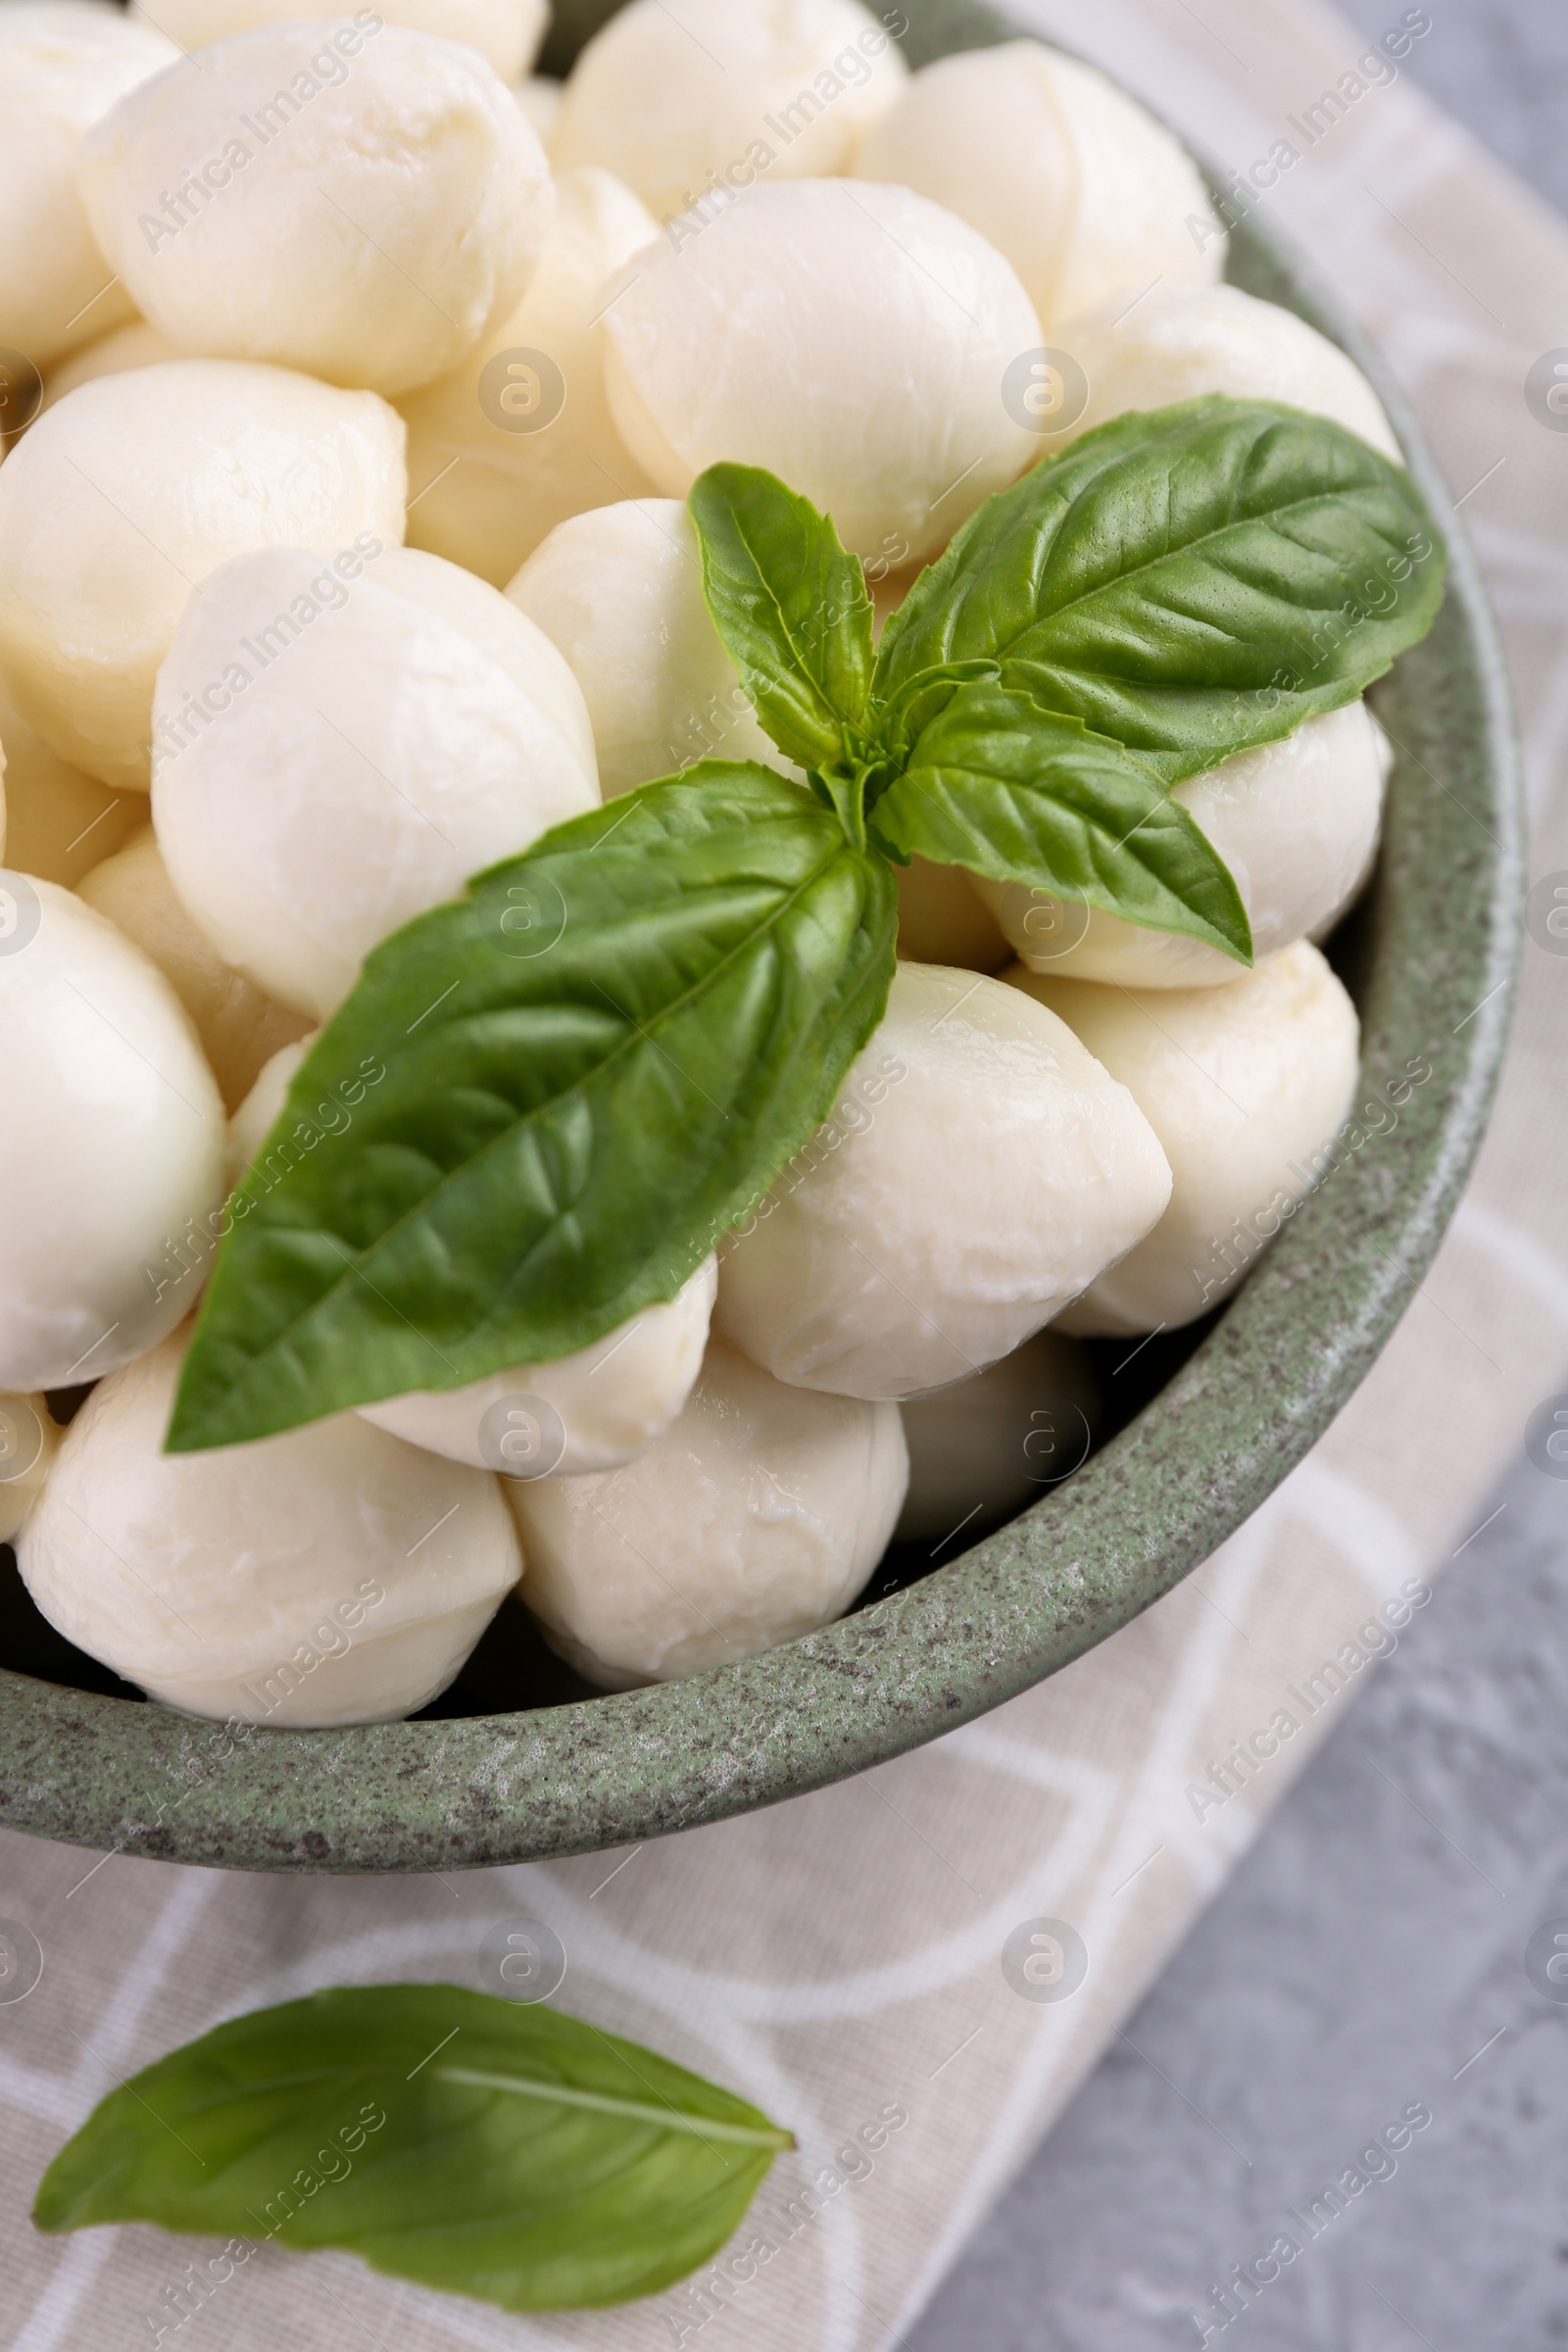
<box><xmin>170</xmin><ymin>398</ymin><xmax>1444</xmax><ymax>1450</ymax></box>
<box><xmin>33</xmin><ymin>1985</ymin><xmax>793</xmax><ymax>2314</ymax></box>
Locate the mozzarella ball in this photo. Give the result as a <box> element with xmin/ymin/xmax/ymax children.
<box><xmin>978</xmin><ymin>703</ymin><xmax>1390</xmax><ymax>990</ymax></box>
<box><xmin>152</xmin><ymin>544</ymin><xmax>598</xmax><ymax>1019</ymax></box>
<box><xmin>400</xmin><ymin>168</ymin><xmax>662</xmax><ymax>588</ymax></box>
<box><xmin>17</xmin><ymin>1329</ymin><xmax>521</xmax><ymax>1725</ymax></box>
<box><xmin>714</xmin><ymin>961</ymin><xmax>1172</xmax><ymax>1399</ymax></box>
<box><xmin>506</xmin><ymin>1337</ymin><xmax>906</xmax><ymax>1688</ymax></box>
<box><xmin>129</xmin><ymin>0</ymin><xmax>549</xmax><ymax>85</ymax></box>
<box><xmin>895</xmin><ymin>1329</ymin><xmax>1100</xmax><ymax>1544</ymax></box>
<box><xmin>895</xmin><ymin>857</ymin><xmax>1008</xmax><ymax>973</ymax></box>
<box><xmin>0</xmin><ymin>2</ymin><xmax>179</xmax><ymax>368</ymax></box>
<box><xmin>0</xmin><ymin>664</ymin><xmax>141</xmax><ymax>886</ymax></box>
<box><xmin>1314</xmin><ymin>714</ymin><xmax>1396</xmax><ymax>937</ymax></box>
<box><xmin>77</xmin><ymin>827</ymin><xmax>310</xmax><ymax>1110</ymax></box>
<box><xmin>551</xmin><ymin>0</ymin><xmax>907</xmax><ymax>222</ymax></box>
<box><xmin>603</xmin><ymin>179</ymin><xmax>1043</xmax><ymax>565</ymax></box>
<box><xmin>1058</xmin><ymin>282</ymin><xmax>1401</xmax><ymax>462</ymax></box>
<box><xmin>81</xmin><ymin>24</ymin><xmax>554</xmax><ymax>397</ymax></box>
<box><xmin>0</xmin><ymin>1392</ymin><xmax>60</xmax><ymax>1546</ymax></box>
<box><xmin>226</xmin><ymin>1033</ymin><xmax>313</xmax><ymax>1190</ymax></box>
<box><xmin>1009</xmin><ymin>942</ymin><xmax>1361</xmax><ymax>1336</ymax></box>
<box><xmin>358</xmin><ymin>1259</ymin><xmax>718</xmax><ymax>1479</ymax></box>
<box><xmin>507</xmin><ymin>499</ymin><xmax>785</xmax><ymax>796</ymax></box>
<box><xmin>854</xmin><ymin>39</ymin><xmax>1223</xmax><ymax>332</ymax></box>
<box><xmin>0</xmin><ymin>360</ymin><xmax>407</xmax><ymax>790</ymax></box>
<box><xmin>41</xmin><ymin>316</ymin><xmax>182</xmax><ymax>409</ymax></box>
<box><xmin>0</xmin><ymin>878</ymin><xmax>223</xmax><ymax>1389</ymax></box>
<box><xmin>514</xmin><ymin>74</ymin><xmax>560</xmax><ymax>141</ymax></box>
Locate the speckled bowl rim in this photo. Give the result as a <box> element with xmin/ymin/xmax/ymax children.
<box><xmin>0</xmin><ymin>0</ymin><xmax>1525</xmax><ymax>1873</ymax></box>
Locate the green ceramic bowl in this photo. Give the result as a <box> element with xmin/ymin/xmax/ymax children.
<box><xmin>0</xmin><ymin>0</ymin><xmax>1523</xmax><ymax>1872</ymax></box>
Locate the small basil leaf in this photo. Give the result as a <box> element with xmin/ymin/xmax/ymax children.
<box><xmin>33</xmin><ymin>1984</ymin><xmax>793</xmax><ymax>2314</ymax></box>
<box><xmin>168</xmin><ymin>763</ymin><xmax>897</xmax><ymax>1452</ymax></box>
<box><xmin>876</xmin><ymin>398</ymin><xmax>1445</xmax><ymax>781</ymax></box>
<box><xmin>808</xmin><ymin>764</ymin><xmax>870</xmax><ymax>852</ymax></box>
<box><xmin>872</xmin><ymin>657</ymin><xmax>1002</xmax><ymax>755</ymax></box>
<box><xmin>689</xmin><ymin>463</ymin><xmax>874</xmax><ymax>771</ymax></box>
<box><xmin>871</xmin><ymin>682</ymin><xmax>1252</xmax><ymax>964</ymax></box>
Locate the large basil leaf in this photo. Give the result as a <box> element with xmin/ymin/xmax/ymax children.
<box><xmin>33</xmin><ymin>1985</ymin><xmax>792</xmax><ymax>2313</ymax></box>
<box><xmin>169</xmin><ymin>765</ymin><xmax>897</xmax><ymax>1451</ymax></box>
<box><xmin>875</xmin><ymin>399</ymin><xmax>1445</xmax><ymax>782</ymax></box>
<box><xmin>690</xmin><ymin>464</ymin><xmax>874</xmax><ymax>770</ymax></box>
<box><xmin>871</xmin><ymin>682</ymin><xmax>1252</xmax><ymax>962</ymax></box>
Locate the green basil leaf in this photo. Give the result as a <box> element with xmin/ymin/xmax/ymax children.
<box><xmin>33</xmin><ymin>1984</ymin><xmax>793</xmax><ymax>2313</ymax></box>
<box><xmin>872</xmin><ymin>657</ymin><xmax>1003</xmax><ymax>758</ymax></box>
<box><xmin>690</xmin><ymin>463</ymin><xmax>874</xmax><ymax>770</ymax></box>
<box><xmin>168</xmin><ymin>763</ymin><xmax>897</xmax><ymax>1452</ymax></box>
<box><xmin>875</xmin><ymin>398</ymin><xmax>1445</xmax><ymax>782</ymax></box>
<box><xmin>871</xmin><ymin>681</ymin><xmax>1252</xmax><ymax>963</ymax></box>
<box><xmin>808</xmin><ymin>761</ymin><xmax>871</xmax><ymax>851</ymax></box>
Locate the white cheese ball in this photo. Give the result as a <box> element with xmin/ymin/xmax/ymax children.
<box><xmin>1313</xmin><ymin>715</ymin><xmax>1396</xmax><ymax>938</ymax></box>
<box><xmin>0</xmin><ymin>663</ymin><xmax>141</xmax><ymax>886</ymax></box>
<box><xmin>507</xmin><ymin>499</ymin><xmax>785</xmax><ymax>797</ymax></box>
<box><xmin>895</xmin><ymin>857</ymin><xmax>1008</xmax><ymax>973</ymax></box>
<box><xmin>41</xmin><ymin>316</ymin><xmax>182</xmax><ymax>409</ymax></box>
<box><xmin>0</xmin><ymin>2</ymin><xmax>179</xmax><ymax>368</ymax></box>
<box><xmin>551</xmin><ymin>0</ymin><xmax>907</xmax><ymax>222</ymax></box>
<box><xmin>152</xmin><ymin>544</ymin><xmax>599</xmax><ymax>1019</ymax></box>
<box><xmin>0</xmin><ymin>1392</ymin><xmax>60</xmax><ymax>1546</ymax></box>
<box><xmin>130</xmin><ymin>0</ymin><xmax>549</xmax><ymax>85</ymax></box>
<box><xmin>358</xmin><ymin>1258</ymin><xmax>718</xmax><ymax>1479</ymax></box>
<box><xmin>1010</xmin><ymin>941</ymin><xmax>1361</xmax><ymax>1337</ymax></box>
<box><xmin>603</xmin><ymin>179</ymin><xmax>1043</xmax><ymax>565</ymax></box>
<box><xmin>400</xmin><ymin>168</ymin><xmax>662</xmax><ymax>588</ymax></box>
<box><xmin>17</xmin><ymin>1329</ymin><xmax>522</xmax><ymax>1725</ymax></box>
<box><xmin>978</xmin><ymin>703</ymin><xmax>1390</xmax><ymax>990</ymax></box>
<box><xmin>854</xmin><ymin>39</ymin><xmax>1223</xmax><ymax>333</ymax></box>
<box><xmin>225</xmin><ymin>1033</ymin><xmax>313</xmax><ymax>1190</ymax></box>
<box><xmin>78</xmin><ymin>826</ymin><xmax>310</xmax><ymax>1110</ymax></box>
<box><xmin>714</xmin><ymin>961</ymin><xmax>1172</xmax><ymax>1399</ymax></box>
<box><xmin>1058</xmin><ymin>282</ymin><xmax>1401</xmax><ymax>463</ymax></box>
<box><xmin>0</xmin><ymin>360</ymin><xmax>407</xmax><ymax>791</ymax></box>
<box><xmin>514</xmin><ymin>74</ymin><xmax>560</xmax><ymax>141</ymax></box>
<box><xmin>506</xmin><ymin>1336</ymin><xmax>906</xmax><ymax>1688</ymax></box>
<box><xmin>80</xmin><ymin>24</ymin><xmax>554</xmax><ymax>397</ymax></box>
<box><xmin>0</xmin><ymin>877</ymin><xmax>223</xmax><ymax>1389</ymax></box>
<box><xmin>895</xmin><ymin>1328</ymin><xmax>1100</xmax><ymax>1544</ymax></box>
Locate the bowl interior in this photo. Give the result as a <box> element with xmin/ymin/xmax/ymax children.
<box><xmin>0</xmin><ymin>0</ymin><xmax>1524</xmax><ymax>1872</ymax></box>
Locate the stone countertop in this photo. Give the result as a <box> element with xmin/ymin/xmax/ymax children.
<box><xmin>910</xmin><ymin>1441</ymin><xmax>1568</xmax><ymax>2348</ymax></box>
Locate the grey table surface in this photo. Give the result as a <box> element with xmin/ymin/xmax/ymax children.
<box><xmin>907</xmin><ymin>5</ymin><xmax>1568</xmax><ymax>2347</ymax></box>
